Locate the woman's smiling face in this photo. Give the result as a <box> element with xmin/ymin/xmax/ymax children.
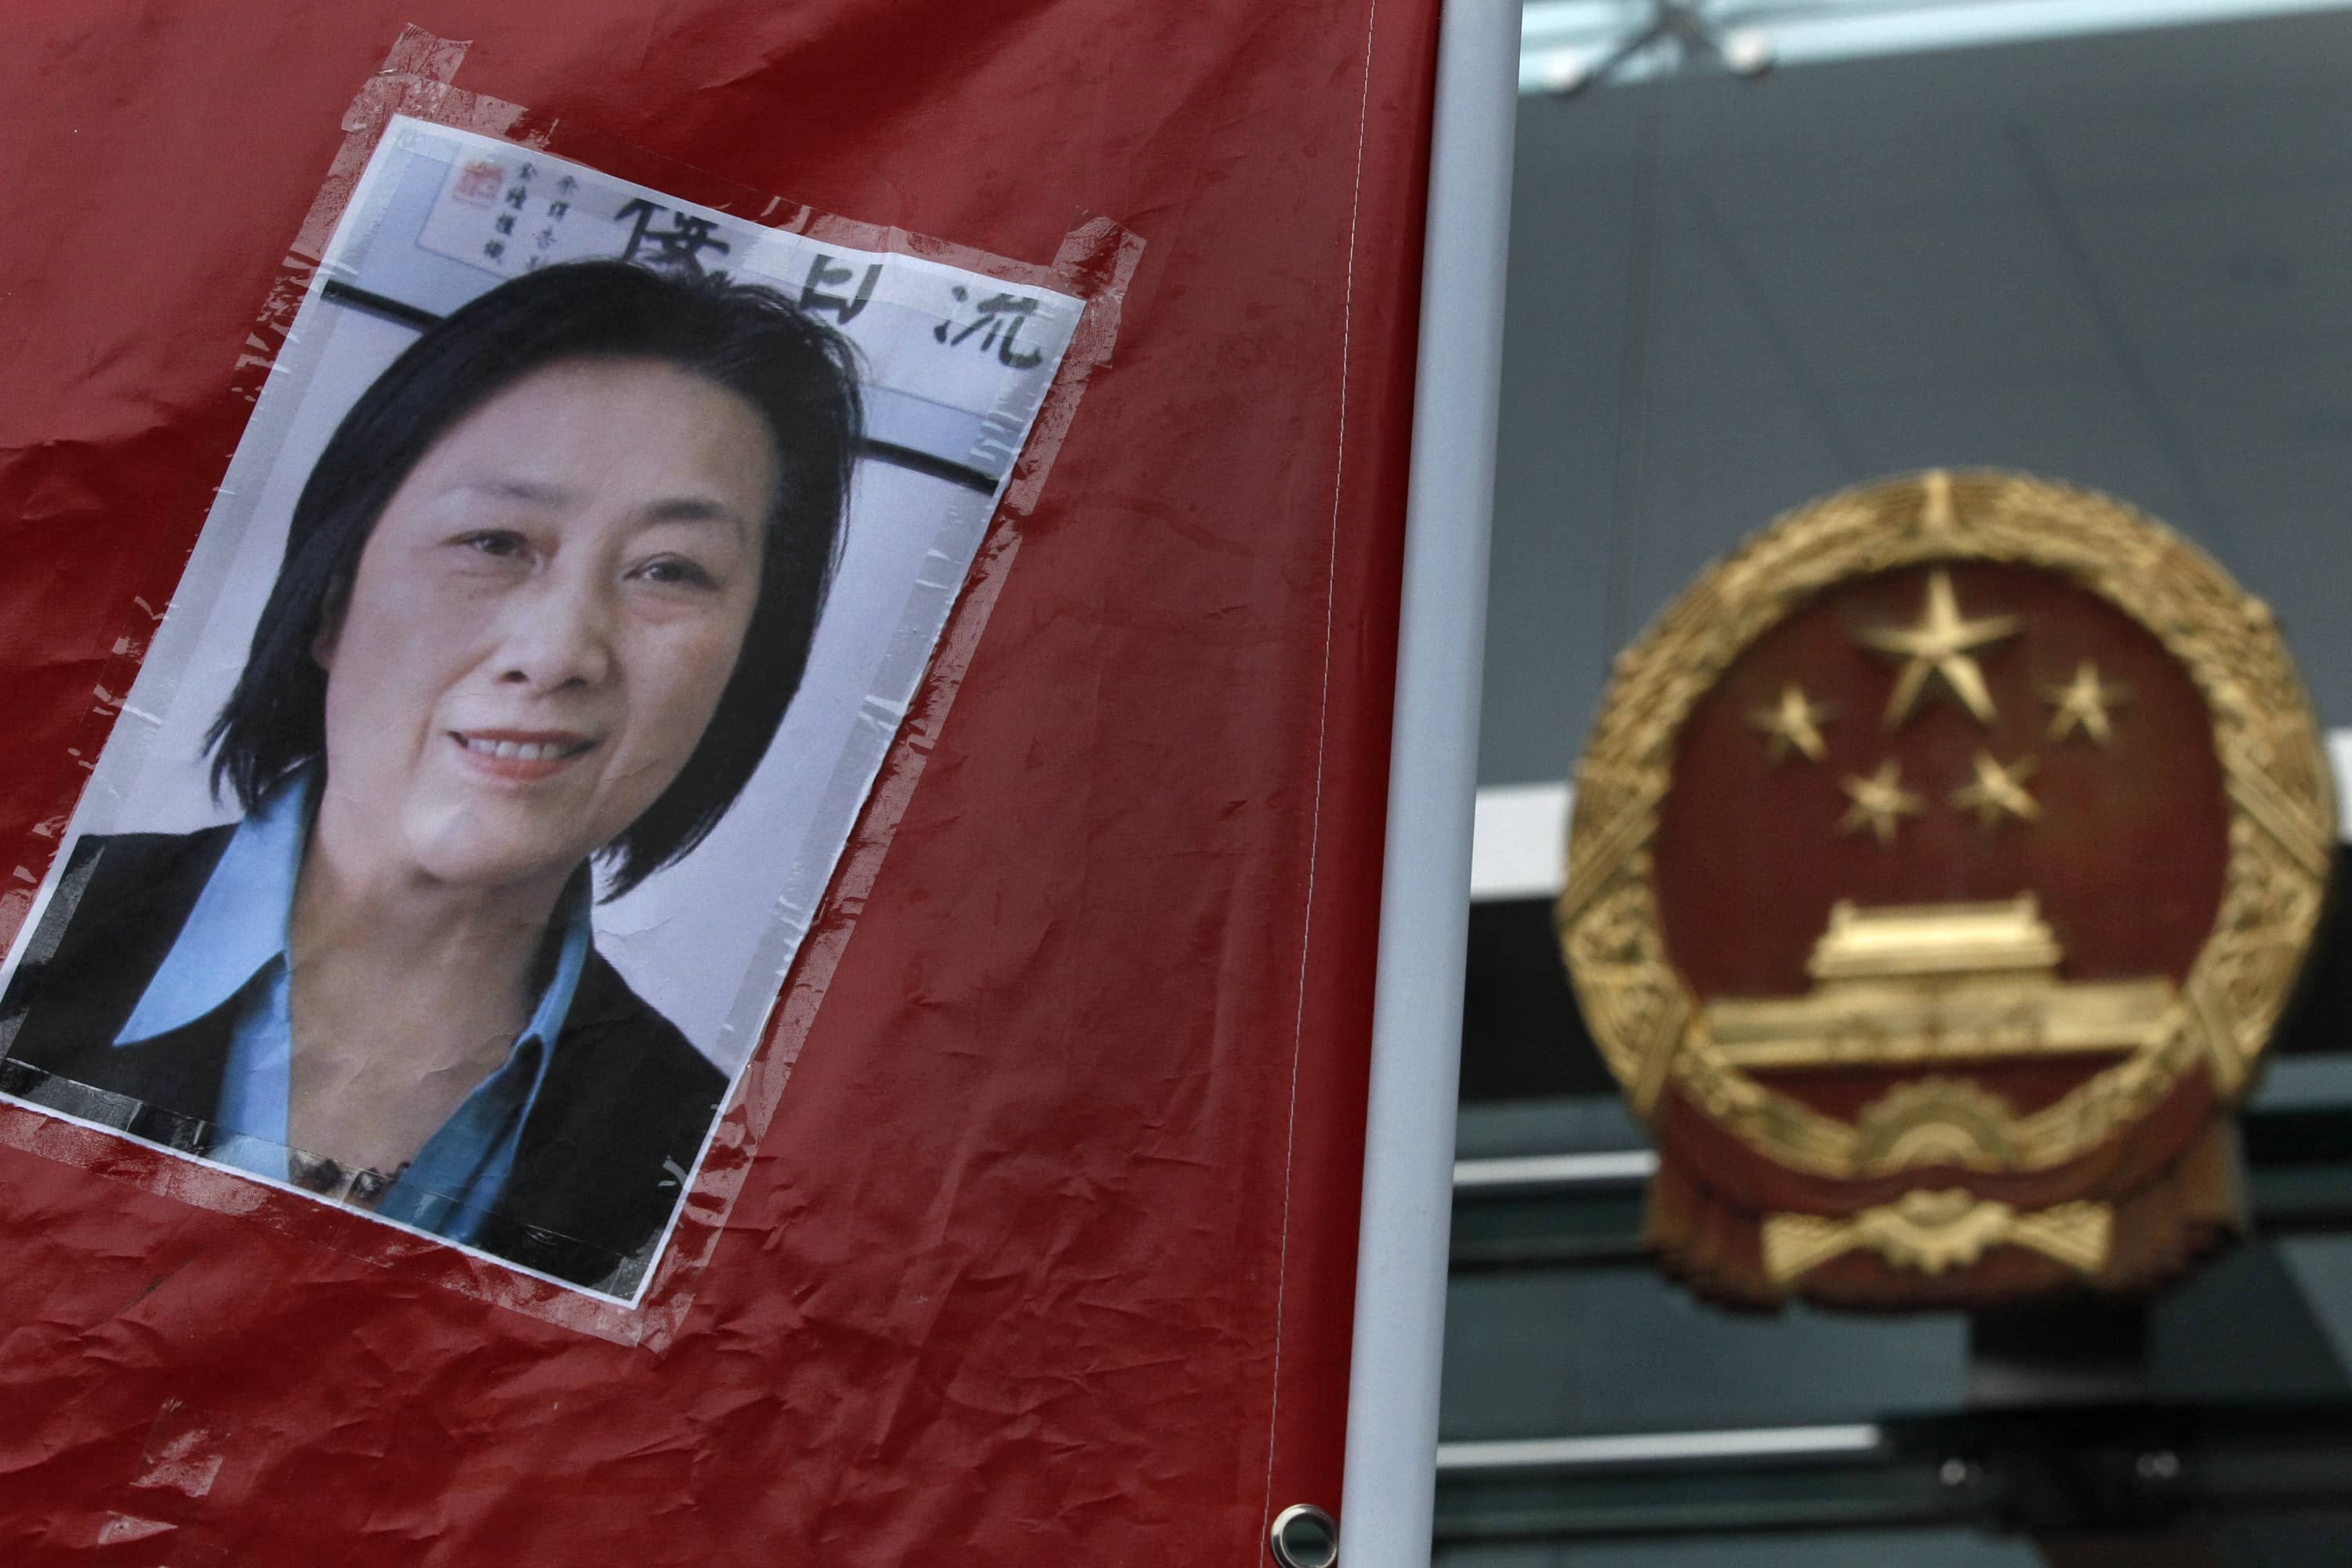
<box><xmin>314</xmin><ymin>357</ymin><xmax>779</xmax><ymax>892</ymax></box>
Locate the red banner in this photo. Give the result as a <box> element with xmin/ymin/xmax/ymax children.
<box><xmin>1</xmin><ymin>2</ymin><xmax>1436</xmax><ymax>1561</ymax></box>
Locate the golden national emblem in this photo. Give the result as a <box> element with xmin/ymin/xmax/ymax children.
<box><xmin>1557</xmin><ymin>470</ymin><xmax>2335</xmax><ymax>1308</ymax></box>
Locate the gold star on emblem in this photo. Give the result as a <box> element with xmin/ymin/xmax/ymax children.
<box><xmin>1748</xmin><ymin>683</ymin><xmax>1834</xmax><ymax>764</ymax></box>
<box><xmin>1838</xmin><ymin>759</ymin><xmax>1924</xmax><ymax>848</ymax></box>
<box><xmin>1855</xmin><ymin>568</ymin><xmax>2020</xmax><ymax>731</ymax></box>
<box><xmin>1949</xmin><ymin>750</ymin><xmax>2042</xmax><ymax>831</ymax></box>
<box><xmin>2042</xmin><ymin>659</ymin><xmax>2131</xmax><ymax>746</ymax></box>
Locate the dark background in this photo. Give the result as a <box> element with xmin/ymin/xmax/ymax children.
<box><xmin>1446</xmin><ymin>8</ymin><xmax>2352</xmax><ymax>1564</ymax></box>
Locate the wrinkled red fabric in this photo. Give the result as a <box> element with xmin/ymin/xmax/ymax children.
<box><xmin>0</xmin><ymin>3</ymin><xmax>1433</xmax><ymax>1562</ymax></box>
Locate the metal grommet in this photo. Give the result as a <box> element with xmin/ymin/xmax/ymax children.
<box><xmin>1268</xmin><ymin>1503</ymin><xmax>1338</xmax><ymax>1568</ymax></box>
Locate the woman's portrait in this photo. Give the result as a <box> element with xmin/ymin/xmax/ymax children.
<box><xmin>0</xmin><ymin>260</ymin><xmax>862</xmax><ymax>1291</ymax></box>
<box><xmin>0</xmin><ymin>123</ymin><xmax>1076</xmax><ymax>1305</ymax></box>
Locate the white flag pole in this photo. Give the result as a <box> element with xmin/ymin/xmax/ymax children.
<box><xmin>1336</xmin><ymin>0</ymin><xmax>1518</xmax><ymax>1560</ymax></box>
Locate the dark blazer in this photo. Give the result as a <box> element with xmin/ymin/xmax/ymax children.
<box><xmin>0</xmin><ymin>826</ymin><xmax>726</xmax><ymax>1295</ymax></box>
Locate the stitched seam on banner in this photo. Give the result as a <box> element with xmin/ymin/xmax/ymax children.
<box><xmin>1264</xmin><ymin>0</ymin><xmax>1379</xmax><ymax>1534</ymax></box>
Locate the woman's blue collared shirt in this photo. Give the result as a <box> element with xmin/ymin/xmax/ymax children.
<box><xmin>108</xmin><ymin>771</ymin><xmax>593</xmax><ymax>1244</ymax></box>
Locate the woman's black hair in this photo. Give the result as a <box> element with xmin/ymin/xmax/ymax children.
<box><xmin>207</xmin><ymin>259</ymin><xmax>863</xmax><ymax>898</ymax></box>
